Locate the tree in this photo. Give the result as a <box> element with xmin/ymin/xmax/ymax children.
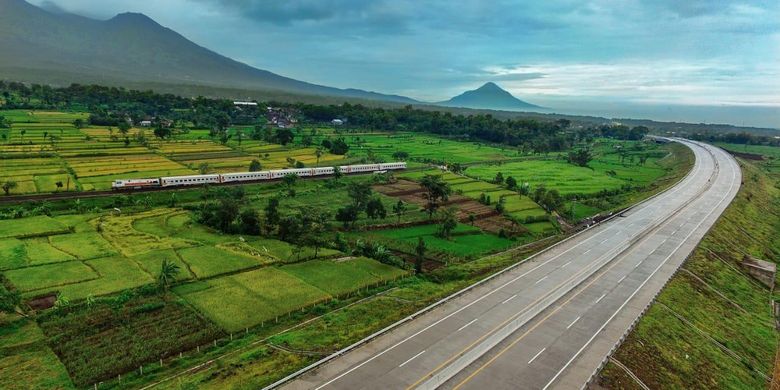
<box><xmin>436</xmin><ymin>207</ymin><xmax>458</xmax><ymax>239</ymax></box>
<box><xmin>300</xmin><ymin>207</ymin><xmax>331</xmax><ymax>257</ymax></box>
<box><xmin>336</xmin><ymin>204</ymin><xmax>359</xmax><ymax>229</ymax></box>
<box><xmin>0</xmin><ymin>115</ymin><xmax>9</xmax><ymax>129</ymax></box>
<box><xmin>249</xmin><ymin>159</ymin><xmax>262</xmax><ymax>172</ymax></box>
<box><xmin>392</xmin><ymin>151</ymin><xmax>409</xmax><ymax>160</ymax></box>
<box><xmin>467</xmin><ymin>213</ymin><xmax>476</xmax><ymax>226</ymax></box>
<box><xmin>505</xmin><ymin>176</ymin><xmax>517</xmax><ymax>190</ymax></box>
<box><xmin>332</xmin><ymin>166</ymin><xmax>343</xmax><ymax>181</ymax></box>
<box><xmin>301</xmin><ymin>134</ymin><xmax>313</xmax><ymax>147</ymax></box>
<box><xmin>366</xmin><ymin>197</ymin><xmax>387</xmax><ymax>220</ymax></box>
<box><xmin>157</xmin><ymin>259</ymin><xmax>180</xmax><ymax>291</ymax></box>
<box><xmin>347</xmin><ymin>181</ymin><xmax>373</xmax><ymax>211</ymax></box>
<box><xmin>275</xmin><ymin>128</ymin><xmax>295</xmax><ymax>146</ymax></box>
<box><xmin>282</xmin><ymin>173</ymin><xmax>299</xmax><ymax>195</ymax></box>
<box><xmin>518</xmin><ymin>182</ymin><xmax>531</xmax><ymax>196</ymax></box>
<box><xmin>494</xmin><ymin>172</ymin><xmax>504</xmax><ymax>184</ymax></box>
<box><xmin>154</xmin><ymin>125</ymin><xmax>172</xmax><ymax>140</ymax></box>
<box><xmin>315</xmin><ymin>147</ymin><xmax>324</xmax><ymax>167</ymax></box>
<box><xmin>329</xmin><ymin>138</ymin><xmax>350</xmax><ymax>155</ymax></box>
<box><xmin>392</xmin><ymin>200</ymin><xmax>406</xmax><ymax>223</ymax></box>
<box><xmin>495</xmin><ymin>197</ymin><xmax>506</xmax><ymax>213</ymax></box>
<box><xmin>264</xmin><ymin>197</ymin><xmax>281</xmax><ymax>234</ymax></box>
<box><xmin>0</xmin><ymin>283</ymin><xmax>20</xmax><ymax>314</ymax></box>
<box><xmin>73</xmin><ymin>118</ymin><xmax>84</xmax><ymax>129</ymax></box>
<box><xmin>117</xmin><ymin>120</ymin><xmax>131</xmax><ymax>136</ymax></box>
<box><xmin>239</xmin><ymin>209</ymin><xmax>261</xmax><ymax>235</ymax></box>
<box><xmin>19</xmin><ymin>129</ymin><xmax>26</xmax><ymax>142</ymax></box>
<box><xmin>540</xmin><ymin>189</ymin><xmax>563</xmax><ymax>212</ymax></box>
<box><xmin>567</xmin><ymin>148</ymin><xmax>593</xmax><ymax>167</ymax></box>
<box><xmin>198</xmin><ymin>162</ymin><xmax>210</xmax><ymax>174</ymax></box>
<box><xmin>1</xmin><ymin>181</ymin><xmax>17</xmax><ymax>195</ymax></box>
<box><xmin>415</xmin><ymin>237</ymin><xmax>426</xmax><ymax>274</ymax></box>
<box><xmin>420</xmin><ymin>175</ymin><xmax>451</xmax><ymax>219</ymax></box>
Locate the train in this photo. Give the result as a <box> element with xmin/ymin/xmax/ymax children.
<box><xmin>111</xmin><ymin>162</ymin><xmax>407</xmax><ymax>190</ymax></box>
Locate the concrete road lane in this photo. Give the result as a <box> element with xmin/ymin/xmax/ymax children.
<box><xmin>278</xmin><ymin>140</ymin><xmax>739</xmax><ymax>390</ymax></box>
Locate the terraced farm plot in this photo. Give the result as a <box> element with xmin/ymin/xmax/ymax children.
<box><xmin>466</xmin><ymin>160</ymin><xmax>627</xmax><ymax>196</ymax></box>
<box><xmin>97</xmin><ymin>210</ymin><xmax>198</xmax><ymax>255</ymax></box>
<box><xmin>465</xmin><ymin>142</ymin><xmax>671</xmax><ymax>197</ymax></box>
<box><xmin>49</xmin><ymin>232</ymin><xmax>118</xmax><ymax>260</ymax></box>
<box><xmin>5</xmin><ymin>261</ymin><xmax>98</xmax><ymax>293</ymax></box>
<box><xmin>321</xmin><ymin>133</ymin><xmax>519</xmax><ymax>164</ymax></box>
<box><xmin>0</xmin><ymin>215</ymin><xmax>69</xmax><ymax>239</ymax></box>
<box><xmin>241</xmin><ymin>238</ymin><xmax>342</xmax><ymax>262</ymax></box>
<box><xmin>0</xmin><ymin>237</ymin><xmax>74</xmax><ymax>269</ymax></box>
<box><xmin>176</xmin><ymin>246</ymin><xmax>261</xmax><ymax>278</ymax></box>
<box><xmin>33</xmin><ymin>256</ymin><xmax>155</xmax><ymax>300</ymax></box>
<box><xmin>23</xmin><ymin>237</ymin><xmax>76</xmax><ymax>265</ymax></box>
<box><xmin>281</xmin><ymin>257</ymin><xmax>407</xmax><ymax>296</ymax></box>
<box><xmin>175</xmin><ymin>267</ymin><xmax>330</xmax><ymax>331</ymax></box>
<box><xmin>0</xmin><ymin>157</ymin><xmax>73</xmax><ymax>194</ymax></box>
<box><xmin>159</xmin><ymin>140</ymin><xmax>254</xmax><ymax>172</ymax></box>
<box><xmin>0</xmin><ymin>238</ymin><xmax>26</xmax><ymax>269</ymax></box>
<box><xmin>65</xmin><ymin>153</ymin><xmax>193</xmax><ymax>190</ymax></box>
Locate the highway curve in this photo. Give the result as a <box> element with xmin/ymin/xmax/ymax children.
<box><xmin>276</xmin><ymin>139</ymin><xmax>741</xmax><ymax>390</ymax></box>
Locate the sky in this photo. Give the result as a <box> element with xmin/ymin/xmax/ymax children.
<box><xmin>31</xmin><ymin>0</ymin><xmax>780</xmax><ymax>127</ymax></box>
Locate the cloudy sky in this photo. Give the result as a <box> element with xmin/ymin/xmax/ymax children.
<box><xmin>31</xmin><ymin>0</ymin><xmax>780</xmax><ymax>125</ymax></box>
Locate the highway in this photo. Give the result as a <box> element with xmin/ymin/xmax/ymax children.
<box><xmin>277</xmin><ymin>140</ymin><xmax>741</xmax><ymax>390</ymax></box>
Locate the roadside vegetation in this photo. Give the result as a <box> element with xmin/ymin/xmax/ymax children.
<box><xmin>598</xmin><ymin>148</ymin><xmax>780</xmax><ymax>389</ymax></box>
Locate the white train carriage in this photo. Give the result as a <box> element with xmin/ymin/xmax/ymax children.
<box><xmin>221</xmin><ymin>171</ymin><xmax>271</xmax><ymax>183</ymax></box>
<box><xmin>268</xmin><ymin>168</ymin><xmax>315</xmax><ymax>179</ymax></box>
<box><xmin>339</xmin><ymin>164</ymin><xmax>381</xmax><ymax>174</ymax></box>
<box><xmin>378</xmin><ymin>162</ymin><xmax>406</xmax><ymax>171</ymax></box>
<box><xmin>313</xmin><ymin>166</ymin><xmax>335</xmax><ymax>175</ymax></box>
<box><xmin>160</xmin><ymin>174</ymin><xmax>220</xmax><ymax>187</ymax></box>
<box><xmin>111</xmin><ymin>178</ymin><xmax>160</xmax><ymax>190</ymax></box>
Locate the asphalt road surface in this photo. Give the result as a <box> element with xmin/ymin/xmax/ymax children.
<box><xmin>279</xmin><ymin>140</ymin><xmax>740</xmax><ymax>390</ymax></box>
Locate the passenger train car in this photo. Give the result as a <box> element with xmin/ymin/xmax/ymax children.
<box><xmin>111</xmin><ymin>162</ymin><xmax>406</xmax><ymax>190</ymax></box>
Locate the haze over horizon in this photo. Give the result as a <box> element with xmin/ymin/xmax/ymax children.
<box><xmin>27</xmin><ymin>0</ymin><xmax>780</xmax><ymax>128</ymax></box>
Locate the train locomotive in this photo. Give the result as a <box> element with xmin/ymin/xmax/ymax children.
<box><xmin>111</xmin><ymin>162</ymin><xmax>407</xmax><ymax>190</ymax></box>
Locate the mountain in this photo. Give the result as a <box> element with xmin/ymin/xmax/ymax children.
<box><xmin>0</xmin><ymin>0</ymin><xmax>417</xmax><ymax>103</ymax></box>
<box><xmin>439</xmin><ymin>82</ymin><xmax>540</xmax><ymax>110</ymax></box>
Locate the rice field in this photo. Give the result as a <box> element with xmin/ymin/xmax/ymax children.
<box><xmin>174</xmin><ymin>257</ymin><xmax>406</xmax><ymax>332</ymax></box>
<box><xmin>371</xmin><ymin>223</ymin><xmax>515</xmax><ymax>257</ymax></box>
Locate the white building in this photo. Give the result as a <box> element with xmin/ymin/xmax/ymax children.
<box><xmin>139</xmin><ymin>120</ymin><xmax>152</xmax><ymax>127</ymax></box>
<box><xmin>233</xmin><ymin>101</ymin><xmax>258</xmax><ymax>107</ymax></box>
<box><xmin>331</xmin><ymin>119</ymin><xmax>344</xmax><ymax>126</ymax></box>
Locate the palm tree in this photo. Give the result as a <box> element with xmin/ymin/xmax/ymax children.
<box><xmin>158</xmin><ymin>259</ymin><xmax>180</xmax><ymax>291</ymax></box>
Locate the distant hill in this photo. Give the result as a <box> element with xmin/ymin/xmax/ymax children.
<box><xmin>0</xmin><ymin>0</ymin><xmax>418</xmax><ymax>104</ymax></box>
<box><xmin>438</xmin><ymin>82</ymin><xmax>540</xmax><ymax>110</ymax></box>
